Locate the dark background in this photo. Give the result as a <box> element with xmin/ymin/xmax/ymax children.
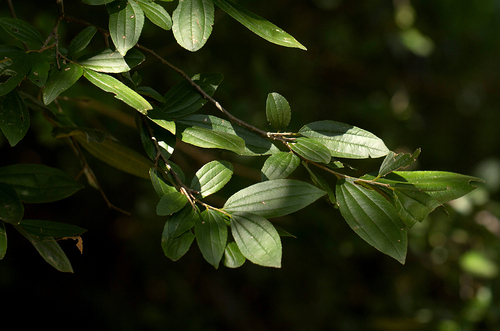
<box><xmin>1</xmin><ymin>0</ymin><xmax>500</xmax><ymax>330</ymax></box>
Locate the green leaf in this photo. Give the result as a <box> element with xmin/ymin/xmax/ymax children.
<box><xmin>136</xmin><ymin>86</ymin><xmax>166</xmax><ymax>103</ymax></box>
<box><xmin>15</xmin><ymin>225</ymin><xmax>73</xmax><ymax>273</ymax></box>
<box><xmin>172</xmin><ymin>0</ymin><xmax>214</xmax><ymax>51</ymax></box>
<box><xmin>149</xmin><ymin>167</ymin><xmax>176</xmax><ymax>197</ymax></box>
<box><xmin>160</xmin><ymin>73</ymin><xmax>223</xmax><ymax>118</ymax></box>
<box><xmin>78</xmin><ymin>48</ymin><xmax>131</xmax><ymax>73</ymax></box>
<box><xmin>136</xmin><ymin>0</ymin><xmax>173</xmax><ymax>30</ymax></box>
<box><xmin>379</xmin><ymin>148</ymin><xmax>421</xmax><ymax>177</ymax></box>
<box><xmin>18</xmin><ymin>219</ymin><xmax>86</xmax><ymax>239</ymax></box>
<box><xmin>190</xmin><ymin>160</ymin><xmax>233</xmax><ymax>198</ymax></box>
<box><xmin>223</xmin><ymin>241</ymin><xmax>245</xmax><ymax>268</ymax></box>
<box><xmin>231</xmin><ymin>212</ymin><xmax>282</xmax><ymax>268</ymax></box>
<box><xmin>178</xmin><ymin>125</ymin><xmax>246</xmax><ymax>154</ymax></box>
<box><xmin>52</xmin><ymin>126</ymin><xmax>107</xmax><ymax>143</ymax></box>
<box><xmin>68</xmin><ymin>26</ymin><xmax>98</xmax><ymax>56</ymax></box>
<box><xmin>26</xmin><ymin>52</ymin><xmax>50</xmax><ymax>87</ymax></box>
<box><xmin>124</xmin><ymin>48</ymin><xmax>146</xmax><ymax>68</ymax></box>
<box><xmin>299</xmin><ymin>120</ymin><xmax>390</xmax><ymax>159</ymax></box>
<box><xmin>0</xmin><ymin>221</ymin><xmax>7</xmax><ymax>260</ymax></box>
<box><xmin>302</xmin><ymin>162</ymin><xmax>336</xmax><ymax>205</ymax></box>
<box><xmin>224</xmin><ymin>179</ymin><xmax>326</xmax><ymax>218</ymax></box>
<box><xmin>392</xmin><ymin>187</ymin><xmax>442</xmax><ymax>228</ymax></box>
<box><xmin>156</xmin><ymin>191</ymin><xmax>188</xmax><ymax>216</ymax></box>
<box><xmin>108</xmin><ymin>0</ymin><xmax>145</xmax><ymax>56</ymax></box>
<box><xmin>195</xmin><ymin>209</ymin><xmax>228</xmax><ymax>268</ymax></box>
<box><xmin>75</xmin><ymin>135</ymin><xmax>153</xmax><ymax>179</ymax></box>
<box><xmin>0</xmin><ymin>183</ymin><xmax>24</xmax><ymax>225</ymax></box>
<box><xmin>0</xmin><ymin>45</ymin><xmax>31</xmax><ymax>96</ymax></box>
<box><xmin>83</xmin><ymin>0</ymin><xmax>115</xmax><ymax>5</ymax></box>
<box><xmin>163</xmin><ymin>205</ymin><xmax>199</xmax><ymax>239</ymax></box>
<box><xmin>266</xmin><ymin>92</ymin><xmax>291</xmax><ymax>131</ymax></box>
<box><xmin>43</xmin><ymin>63</ymin><xmax>84</xmax><ymax>105</ymax></box>
<box><xmin>336</xmin><ymin>178</ymin><xmax>408</xmax><ymax>264</ymax></box>
<box><xmin>162</xmin><ymin>230</ymin><xmax>195</xmax><ymax>261</ymax></box>
<box><xmin>83</xmin><ymin>68</ymin><xmax>152</xmax><ymax>114</ymax></box>
<box><xmin>147</xmin><ymin>106</ymin><xmax>176</xmax><ymax>134</ymax></box>
<box><xmin>0</xmin><ymin>164</ymin><xmax>83</xmax><ymax>203</ymax></box>
<box><xmin>289</xmin><ymin>137</ymin><xmax>331</xmax><ymax>164</ymax></box>
<box><xmin>0</xmin><ymin>17</ymin><xmax>44</xmax><ymax>48</ymax></box>
<box><xmin>261</xmin><ymin>152</ymin><xmax>300</xmax><ymax>181</ymax></box>
<box><xmin>137</xmin><ymin>115</ymin><xmax>175</xmax><ymax>161</ymax></box>
<box><xmin>0</xmin><ymin>90</ymin><xmax>30</xmax><ymax>147</ymax></box>
<box><xmin>213</xmin><ymin>0</ymin><xmax>306</xmax><ymax>50</ymax></box>
<box><xmin>178</xmin><ymin>114</ymin><xmax>279</xmax><ymax>155</ymax></box>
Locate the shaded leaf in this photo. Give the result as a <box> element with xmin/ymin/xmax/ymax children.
<box><xmin>0</xmin><ymin>164</ymin><xmax>83</xmax><ymax>204</ymax></box>
<box><xmin>162</xmin><ymin>230</ymin><xmax>195</xmax><ymax>261</ymax></box>
<box><xmin>52</xmin><ymin>126</ymin><xmax>107</xmax><ymax>143</ymax></box>
<box><xmin>19</xmin><ymin>219</ymin><xmax>87</xmax><ymax>239</ymax></box>
<box><xmin>43</xmin><ymin>63</ymin><xmax>83</xmax><ymax>105</ymax></box>
<box><xmin>0</xmin><ymin>221</ymin><xmax>6</xmax><ymax>260</ymax></box>
<box><xmin>195</xmin><ymin>209</ymin><xmax>228</xmax><ymax>268</ymax></box>
<box><xmin>149</xmin><ymin>167</ymin><xmax>176</xmax><ymax>197</ymax></box>
<box><xmin>26</xmin><ymin>52</ymin><xmax>50</xmax><ymax>87</ymax></box>
<box><xmin>379</xmin><ymin>148</ymin><xmax>421</xmax><ymax>177</ymax></box>
<box><xmin>223</xmin><ymin>241</ymin><xmax>245</xmax><ymax>268</ymax></box>
<box><xmin>0</xmin><ymin>17</ymin><xmax>44</xmax><ymax>47</ymax></box>
<box><xmin>260</xmin><ymin>152</ymin><xmax>300</xmax><ymax>181</ymax></box>
<box><xmin>83</xmin><ymin>0</ymin><xmax>115</xmax><ymax>4</ymax></box>
<box><xmin>0</xmin><ymin>45</ymin><xmax>31</xmax><ymax>96</ymax></box>
<box><xmin>136</xmin><ymin>86</ymin><xmax>166</xmax><ymax>103</ymax></box>
<box><xmin>336</xmin><ymin>178</ymin><xmax>407</xmax><ymax>264</ymax></box>
<box><xmin>393</xmin><ymin>187</ymin><xmax>442</xmax><ymax>228</ymax></box>
<box><xmin>83</xmin><ymin>68</ymin><xmax>152</xmax><ymax>114</ymax></box>
<box><xmin>289</xmin><ymin>137</ymin><xmax>331</xmax><ymax>164</ymax></box>
<box><xmin>124</xmin><ymin>48</ymin><xmax>146</xmax><ymax>69</ymax></box>
<box><xmin>231</xmin><ymin>212</ymin><xmax>282</xmax><ymax>268</ymax></box>
<box><xmin>299</xmin><ymin>120</ymin><xmax>389</xmax><ymax>159</ymax></box>
<box><xmin>190</xmin><ymin>160</ymin><xmax>233</xmax><ymax>198</ymax></box>
<box><xmin>224</xmin><ymin>179</ymin><xmax>326</xmax><ymax>218</ymax></box>
<box><xmin>0</xmin><ymin>183</ymin><xmax>24</xmax><ymax>225</ymax></box>
<box><xmin>137</xmin><ymin>115</ymin><xmax>175</xmax><ymax>161</ymax></box>
<box><xmin>303</xmin><ymin>162</ymin><xmax>336</xmax><ymax>205</ymax></box>
<box><xmin>156</xmin><ymin>191</ymin><xmax>188</xmax><ymax>216</ymax></box>
<box><xmin>266</xmin><ymin>92</ymin><xmax>291</xmax><ymax>131</ymax></box>
<box><xmin>0</xmin><ymin>90</ymin><xmax>30</xmax><ymax>147</ymax></box>
<box><xmin>108</xmin><ymin>0</ymin><xmax>145</xmax><ymax>56</ymax></box>
<box><xmin>136</xmin><ymin>0</ymin><xmax>172</xmax><ymax>30</ymax></box>
<box><xmin>172</xmin><ymin>0</ymin><xmax>214</xmax><ymax>51</ymax></box>
<box><xmin>163</xmin><ymin>204</ymin><xmax>199</xmax><ymax>239</ymax></box>
<box><xmin>213</xmin><ymin>0</ymin><xmax>306</xmax><ymax>50</ymax></box>
<box><xmin>78</xmin><ymin>48</ymin><xmax>131</xmax><ymax>73</ymax></box>
<box><xmin>68</xmin><ymin>26</ymin><xmax>98</xmax><ymax>56</ymax></box>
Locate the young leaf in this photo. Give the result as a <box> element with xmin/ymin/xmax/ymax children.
<box><xmin>266</xmin><ymin>92</ymin><xmax>291</xmax><ymax>131</ymax></box>
<box><xmin>392</xmin><ymin>187</ymin><xmax>442</xmax><ymax>228</ymax></box>
<box><xmin>26</xmin><ymin>52</ymin><xmax>50</xmax><ymax>87</ymax></box>
<box><xmin>213</xmin><ymin>0</ymin><xmax>307</xmax><ymax>50</ymax></box>
<box><xmin>0</xmin><ymin>221</ymin><xmax>6</xmax><ymax>260</ymax></box>
<box><xmin>19</xmin><ymin>219</ymin><xmax>87</xmax><ymax>239</ymax></box>
<box><xmin>68</xmin><ymin>26</ymin><xmax>98</xmax><ymax>56</ymax></box>
<box><xmin>336</xmin><ymin>178</ymin><xmax>408</xmax><ymax>264</ymax></box>
<box><xmin>162</xmin><ymin>230</ymin><xmax>195</xmax><ymax>261</ymax></box>
<box><xmin>223</xmin><ymin>241</ymin><xmax>246</xmax><ymax>268</ymax></box>
<box><xmin>231</xmin><ymin>212</ymin><xmax>282</xmax><ymax>268</ymax></box>
<box><xmin>0</xmin><ymin>45</ymin><xmax>31</xmax><ymax>96</ymax></box>
<box><xmin>108</xmin><ymin>0</ymin><xmax>145</xmax><ymax>56</ymax></box>
<box><xmin>15</xmin><ymin>226</ymin><xmax>73</xmax><ymax>273</ymax></box>
<box><xmin>0</xmin><ymin>17</ymin><xmax>44</xmax><ymax>48</ymax></box>
<box><xmin>178</xmin><ymin>125</ymin><xmax>246</xmax><ymax>154</ymax></box>
<box><xmin>75</xmin><ymin>135</ymin><xmax>153</xmax><ymax>179</ymax></box>
<box><xmin>178</xmin><ymin>114</ymin><xmax>280</xmax><ymax>155</ymax></box>
<box><xmin>378</xmin><ymin>148</ymin><xmax>421</xmax><ymax>177</ymax></box>
<box><xmin>195</xmin><ymin>209</ymin><xmax>228</xmax><ymax>268</ymax></box>
<box><xmin>163</xmin><ymin>205</ymin><xmax>199</xmax><ymax>239</ymax></box>
<box><xmin>136</xmin><ymin>0</ymin><xmax>173</xmax><ymax>30</ymax></box>
<box><xmin>289</xmin><ymin>137</ymin><xmax>331</xmax><ymax>164</ymax></box>
<box><xmin>0</xmin><ymin>90</ymin><xmax>30</xmax><ymax>147</ymax></box>
<box><xmin>156</xmin><ymin>191</ymin><xmax>188</xmax><ymax>216</ymax></box>
<box><xmin>83</xmin><ymin>68</ymin><xmax>152</xmax><ymax>114</ymax></box>
<box><xmin>43</xmin><ymin>63</ymin><xmax>84</xmax><ymax>105</ymax></box>
<box><xmin>0</xmin><ymin>164</ymin><xmax>83</xmax><ymax>203</ymax></box>
<box><xmin>224</xmin><ymin>179</ymin><xmax>326</xmax><ymax>218</ymax></box>
<box><xmin>149</xmin><ymin>167</ymin><xmax>177</xmax><ymax>197</ymax></box>
<box><xmin>190</xmin><ymin>160</ymin><xmax>233</xmax><ymax>198</ymax></box>
<box><xmin>0</xmin><ymin>183</ymin><xmax>24</xmax><ymax>225</ymax></box>
<box><xmin>160</xmin><ymin>73</ymin><xmax>223</xmax><ymax>118</ymax></box>
<box><xmin>260</xmin><ymin>152</ymin><xmax>300</xmax><ymax>181</ymax></box>
<box><xmin>78</xmin><ymin>48</ymin><xmax>131</xmax><ymax>73</ymax></box>
<box><xmin>299</xmin><ymin>120</ymin><xmax>390</xmax><ymax>159</ymax></box>
<box><xmin>172</xmin><ymin>0</ymin><xmax>214</xmax><ymax>52</ymax></box>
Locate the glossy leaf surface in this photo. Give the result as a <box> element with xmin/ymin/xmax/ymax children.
<box><xmin>178</xmin><ymin>125</ymin><xmax>246</xmax><ymax>154</ymax></box>
<box><xmin>156</xmin><ymin>191</ymin><xmax>188</xmax><ymax>216</ymax></box>
<box><xmin>224</xmin><ymin>179</ymin><xmax>326</xmax><ymax>218</ymax></box>
<box><xmin>266</xmin><ymin>92</ymin><xmax>291</xmax><ymax>131</ymax></box>
<box><xmin>149</xmin><ymin>167</ymin><xmax>176</xmax><ymax>197</ymax></box>
<box><xmin>392</xmin><ymin>187</ymin><xmax>442</xmax><ymax>228</ymax></box>
<box><xmin>289</xmin><ymin>137</ymin><xmax>331</xmax><ymax>164</ymax></box>
<box><xmin>163</xmin><ymin>205</ymin><xmax>199</xmax><ymax>239</ymax></box>
<box><xmin>172</xmin><ymin>0</ymin><xmax>214</xmax><ymax>51</ymax></box>
<box><xmin>378</xmin><ymin>149</ymin><xmax>421</xmax><ymax>177</ymax></box>
<box><xmin>231</xmin><ymin>212</ymin><xmax>282</xmax><ymax>268</ymax></box>
<box><xmin>190</xmin><ymin>160</ymin><xmax>233</xmax><ymax>198</ymax></box>
<box><xmin>299</xmin><ymin>120</ymin><xmax>389</xmax><ymax>159</ymax></box>
<box><xmin>43</xmin><ymin>63</ymin><xmax>83</xmax><ymax>105</ymax></box>
<box><xmin>195</xmin><ymin>209</ymin><xmax>228</xmax><ymax>268</ymax></box>
<box><xmin>223</xmin><ymin>241</ymin><xmax>246</xmax><ymax>268</ymax></box>
<box><xmin>78</xmin><ymin>48</ymin><xmax>131</xmax><ymax>73</ymax></box>
<box><xmin>0</xmin><ymin>90</ymin><xmax>30</xmax><ymax>147</ymax></box>
<box><xmin>260</xmin><ymin>152</ymin><xmax>300</xmax><ymax>181</ymax></box>
<box><xmin>137</xmin><ymin>0</ymin><xmax>172</xmax><ymax>30</ymax></box>
<box><xmin>68</xmin><ymin>26</ymin><xmax>98</xmax><ymax>56</ymax></box>
<box><xmin>108</xmin><ymin>0</ymin><xmax>145</xmax><ymax>56</ymax></box>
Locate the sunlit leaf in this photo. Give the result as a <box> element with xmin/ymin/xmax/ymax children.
<box><xmin>289</xmin><ymin>137</ymin><xmax>331</xmax><ymax>164</ymax></box>
<box><xmin>190</xmin><ymin>160</ymin><xmax>233</xmax><ymax>198</ymax></box>
<box><xmin>68</xmin><ymin>26</ymin><xmax>98</xmax><ymax>56</ymax></box>
<box><xmin>83</xmin><ymin>68</ymin><xmax>152</xmax><ymax>114</ymax></box>
<box><xmin>231</xmin><ymin>212</ymin><xmax>282</xmax><ymax>268</ymax></box>
<box><xmin>178</xmin><ymin>125</ymin><xmax>246</xmax><ymax>154</ymax></box>
<box><xmin>0</xmin><ymin>164</ymin><xmax>83</xmax><ymax>203</ymax></box>
<box><xmin>0</xmin><ymin>45</ymin><xmax>31</xmax><ymax>96</ymax></box>
<box><xmin>379</xmin><ymin>148</ymin><xmax>420</xmax><ymax>177</ymax></box>
<box><xmin>260</xmin><ymin>152</ymin><xmax>300</xmax><ymax>181</ymax></box>
<box><xmin>136</xmin><ymin>0</ymin><xmax>172</xmax><ymax>30</ymax></box>
<box><xmin>299</xmin><ymin>120</ymin><xmax>390</xmax><ymax>159</ymax></box>
<box><xmin>108</xmin><ymin>0</ymin><xmax>145</xmax><ymax>56</ymax></box>
<box><xmin>195</xmin><ymin>209</ymin><xmax>228</xmax><ymax>268</ymax></box>
<box><xmin>149</xmin><ymin>167</ymin><xmax>176</xmax><ymax>197</ymax></box>
<box><xmin>137</xmin><ymin>115</ymin><xmax>175</xmax><ymax>161</ymax></box>
<box><xmin>224</xmin><ymin>179</ymin><xmax>326</xmax><ymax>218</ymax></box>
<box><xmin>0</xmin><ymin>183</ymin><xmax>24</xmax><ymax>225</ymax></box>
<box><xmin>266</xmin><ymin>92</ymin><xmax>291</xmax><ymax>131</ymax></box>
<box><xmin>19</xmin><ymin>219</ymin><xmax>86</xmax><ymax>239</ymax></box>
<box><xmin>43</xmin><ymin>63</ymin><xmax>83</xmax><ymax>105</ymax></box>
<box><xmin>156</xmin><ymin>191</ymin><xmax>188</xmax><ymax>216</ymax></box>
<box><xmin>336</xmin><ymin>178</ymin><xmax>407</xmax><ymax>264</ymax></box>
<box><xmin>392</xmin><ymin>187</ymin><xmax>442</xmax><ymax>228</ymax></box>
<box><xmin>0</xmin><ymin>90</ymin><xmax>30</xmax><ymax>147</ymax></box>
<box><xmin>223</xmin><ymin>241</ymin><xmax>245</xmax><ymax>268</ymax></box>
<box><xmin>213</xmin><ymin>0</ymin><xmax>306</xmax><ymax>50</ymax></box>
<box><xmin>0</xmin><ymin>17</ymin><xmax>44</xmax><ymax>47</ymax></box>
<box><xmin>78</xmin><ymin>48</ymin><xmax>130</xmax><ymax>73</ymax></box>
<box><xmin>172</xmin><ymin>0</ymin><xmax>214</xmax><ymax>51</ymax></box>
<box><xmin>163</xmin><ymin>205</ymin><xmax>199</xmax><ymax>239</ymax></box>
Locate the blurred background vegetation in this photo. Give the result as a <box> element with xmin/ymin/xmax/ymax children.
<box><xmin>1</xmin><ymin>0</ymin><xmax>500</xmax><ymax>330</ymax></box>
